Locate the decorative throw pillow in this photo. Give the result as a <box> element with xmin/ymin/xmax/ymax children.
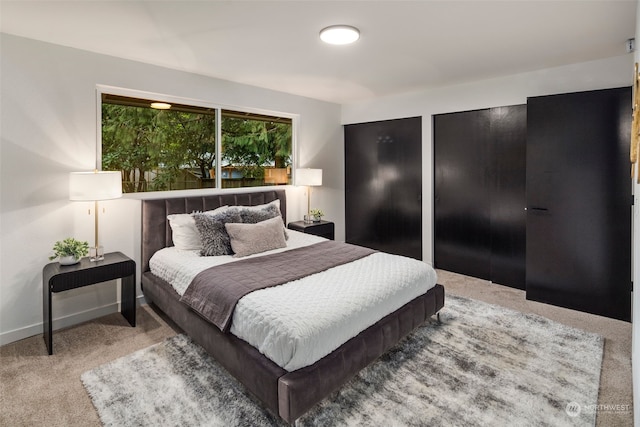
<box><xmin>204</xmin><ymin>205</ymin><xmax>229</xmax><ymax>215</ymax></box>
<box><xmin>167</xmin><ymin>213</ymin><xmax>201</xmax><ymax>251</ymax></box>
<box><xmin>225</xmin><ymin>216</ymin><xmax>287</xmax><ymax>257</ymax></box>
<box><xmin>193</xmin><ymin>209</ymin><xmax>242</xmax><ymax>256</ymax></box>
<box><xmin>167</xmin><ymin>206</ymin><xmax>228</xmax><ymax>251</ymax></box>
<box><xmin>232</xmin><ymin>200</ymin><xmax>288</xmax><ymax>240</ymax></box>
<box><xmin>234</xmin><ymin>201</ymin><xmax>279</xmax><ymax>223</ymax></box>
<box><xmin>249</xmin><ymin>199</ymin><xmax>282</xmax><ymax>216</ymax></box>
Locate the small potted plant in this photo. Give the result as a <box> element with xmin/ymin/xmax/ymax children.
<box><xmin>309</xmin><ymin>208</ymin><xmax>324</xmax><ymax>223</ymax></box>
<box><xmin>49</xmin><ymin>238</ymin><xmax>89</xmax><ymax>265</ymax></box>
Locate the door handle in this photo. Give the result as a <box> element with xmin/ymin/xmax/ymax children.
<box><xmin>526</xmin><ymin>207</ymin><xmax>549</xmax><ymax>215</ymax></box>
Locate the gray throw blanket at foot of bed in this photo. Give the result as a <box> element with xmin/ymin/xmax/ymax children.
<box><xmin>180</xmin><ymin>240</ymin><xmax>376</xmax><ymax>331</ymax></box>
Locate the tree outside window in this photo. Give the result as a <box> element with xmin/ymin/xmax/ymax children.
<box><xmin>101</xmin><ymin>94</ymin><xmax>293</xmax><ymax>193</ymax></box>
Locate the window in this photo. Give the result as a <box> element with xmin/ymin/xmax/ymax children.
<box><xmin>221</xmin><ymin>110</ymin><xmax>292</xmax><ymax>189</ymax></box>
<box><xmin>100</xmin><ymin>92</ymin><xmax>293</xmax><ymax>193</ymax></box>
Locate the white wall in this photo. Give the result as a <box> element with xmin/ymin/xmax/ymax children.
<box><xmin>342</xmin><ymin>54</ymin><xmax>633</xmax><ymax>266</ymax></box>
<box><xmin>0</xmin><ymin>34</ymin><xmax>344</xmax><ymax>345</ymax></box>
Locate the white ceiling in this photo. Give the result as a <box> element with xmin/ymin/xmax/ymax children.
<box><xmin>1</xmin><ymin>0</ymin><xmax>636</xmax><ymax>104</ymax></box>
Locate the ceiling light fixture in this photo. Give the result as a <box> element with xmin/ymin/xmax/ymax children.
<box><xmin>320</xmin><ymin>25</ymin><xmax>360</xmax><ymax>45</ymax></box>
<box><xmin>150</xmin><ymin>102</ymin><xmax>171</xmax><ymax>110</ymax></box>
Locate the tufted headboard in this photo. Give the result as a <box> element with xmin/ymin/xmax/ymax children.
<box><xmin>141</xmin><ymin>190</ymin><xmax>287</xmax><ymax>272</ymax></box>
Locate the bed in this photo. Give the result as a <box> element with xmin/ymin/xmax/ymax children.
<box><xmin>141</xmin><ymin>189</ymin><xmax>445</xmax><ymax>424</ymax></box>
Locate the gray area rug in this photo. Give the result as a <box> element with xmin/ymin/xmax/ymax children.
<box><xmin>81</xmin><ymin>295</ymin><xmax>603</xmax><ymax>426</ymax></box>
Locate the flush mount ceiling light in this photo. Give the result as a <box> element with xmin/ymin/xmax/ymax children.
<box><xmin>150</xmin><ymin>102</ymin><xmax>171</xmax><ymax>110</ymax></box>
<box><xmin>319</xmin><ymin>25</ymin><xmax>360</xmax><ymax>45</ymax></box>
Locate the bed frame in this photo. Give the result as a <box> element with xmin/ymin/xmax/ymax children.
<box><xmin>140</xmin><ymin>189</ymin><xmax>445</xmax><ymax>424</ymax></box>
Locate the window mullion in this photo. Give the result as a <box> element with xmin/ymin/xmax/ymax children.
<box><xmin>216</xmin><ymin>108</ymin><xmax>222</xmax><ymax>189</ymax></box>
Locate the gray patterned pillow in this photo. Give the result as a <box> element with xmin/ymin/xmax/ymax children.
<box><xmin>193</xmin><ymin>209</ymin><xmax>242</xmax><ymax>256</ymax></box>
<box><xmin>231</xmin><ymin>200</ymin><xmax>288</xmax><ymax>240</ymax></box>
<box><xmin>225</xmin><ymin>216</ymin><xmax>287</xmax><ymax>257</ymax></box>
<box><xmin>232</xmin><ymin>203</ymin><xmax>278</xmax><ymax>223</ymax></box>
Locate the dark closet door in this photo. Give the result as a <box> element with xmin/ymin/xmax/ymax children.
<box><xmin>526</xmin><ymin>87</ymin><xmax>631</xmax><ymax>321</ymax></box>
<box><xmin>488</xmin><ymin>106</ymin><xmax>527</xmax><ymax>288</ymax></box>
<box><xmin>433</xmin><ymin>106</ymin><xmax>526</xmax><ymax>288</ymax></box>
<box><xmin>344</xmin><ymin>117</ymin><xmax>422</xmax><ymax>259</ymax></box>
<box><xmin>433</xmin><ymin>109</ymin><xmax>492</xmax><ymax>280</ymax></box>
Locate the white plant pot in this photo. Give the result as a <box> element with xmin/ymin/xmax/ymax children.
<box><xmin>58</xmin><ymin>255</ymin><xmax>80</xmax><ymax>265</ymax></box>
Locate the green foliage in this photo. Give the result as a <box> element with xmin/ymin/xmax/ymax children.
<box><xmin>310</xmin><ymin>208</ymin><xmax>324</xmax><ymax>218</ymax></box>
<box><xmin>102</xmin><ymin>102</ymin><xmax>291</xmax><ymax>192</ymax></box>
<box><xmin>222</xmin><ymin>118</ymin><xmax>291</xmax><ymax>169</ymax></box>
<box><xmin>49</xmin><ymin>238</ymin><xmax>89</xmax><ymax>260</ymax></box>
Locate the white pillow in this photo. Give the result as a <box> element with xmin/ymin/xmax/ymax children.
<box><xmin>167</xmin><ymin>205</ymin><xmax>228</xmax><ymax>251</ymax></box>
<box><xmin>225</xmin><ymin>216</ymin><xmax>287</xmax><ymax>257</ymax></box>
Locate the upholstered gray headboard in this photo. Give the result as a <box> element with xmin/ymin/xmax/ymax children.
<box><xmin>141</xmin><ymin>190</ymin><xmax>286</xmax><ymax>272</ymax></box>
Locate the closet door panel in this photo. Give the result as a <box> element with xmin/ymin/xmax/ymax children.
<box><xmin>488</xmin><ymin>105</ymin><xmax>527</xmax><ymax>289</ymax></box>
<box><xmin>526</xmin><ymin>87</ymin><xmax>631</xmax><ymax>321</ymax></box>
<box><xmin>344</xmin><ymin>117</ymin><xmax>422</xmax><ymax>260</ymax></box>
<box><xmin>434</xmin><ymin>109</ymin><xmax>491</xmax><ymax>280</ymax></box>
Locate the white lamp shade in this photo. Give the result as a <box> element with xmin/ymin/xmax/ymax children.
<box><xmin>69</xmin><ymin>171</ymin><xmax>123</xmax><ymax>201</ymax></box>
<box><xmin>296</xmin><ymin>168</ymin><xmax>322</xmax><ymax>186</ymax></box>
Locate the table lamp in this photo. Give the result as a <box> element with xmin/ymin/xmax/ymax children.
<box><xmin>69</xmin><ymin>170</ymin><xmax>122</xmax><ymax>261</ymax></box>
<box><xmin>296</xmin><ymin>168</ymin><xmax>322</xmax><ymax>223</ymax></box>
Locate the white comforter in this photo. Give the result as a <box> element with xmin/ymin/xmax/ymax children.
<box><xmin>150</xmin><ymin>231</ymin><xmax>438</xmax><ymax>371</ymax></box>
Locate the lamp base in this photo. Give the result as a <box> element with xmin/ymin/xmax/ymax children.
<box><xmin>89</xmin><ymin>246</ymin><xmax>104</xmax><ymax>262</ymax></box>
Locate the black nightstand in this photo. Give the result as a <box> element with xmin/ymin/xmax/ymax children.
<box><xmin>42</xmin><ymin>251</ymin><xmax>136</xmax><ymax>355</ymax></box>
<box><xmin>288</xmin><ymin>220</ymin><xmax>335</xmax><ymax>240</ymax></box>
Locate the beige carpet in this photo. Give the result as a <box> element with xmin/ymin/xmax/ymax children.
<box><xmin>0</xmin><ymin>269</ymin><xmax>633</xmax><ymax>426</ymax></box>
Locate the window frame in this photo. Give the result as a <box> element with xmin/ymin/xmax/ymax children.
<box><xmin>96</xmin><ymin>85</ymin><xmax>299</xmax><ymax>198</ymax></box>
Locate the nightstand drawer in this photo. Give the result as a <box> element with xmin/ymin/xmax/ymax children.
<box><xmin>288</xmin><ymin>220</ymin><xmax>335</xmax><ymax>240</ymax></box>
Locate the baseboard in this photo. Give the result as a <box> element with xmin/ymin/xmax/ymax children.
<box><xmin>0</xmin><ymin>295</ymin><xmax>148</xmax><ymax>347</ymax></box>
